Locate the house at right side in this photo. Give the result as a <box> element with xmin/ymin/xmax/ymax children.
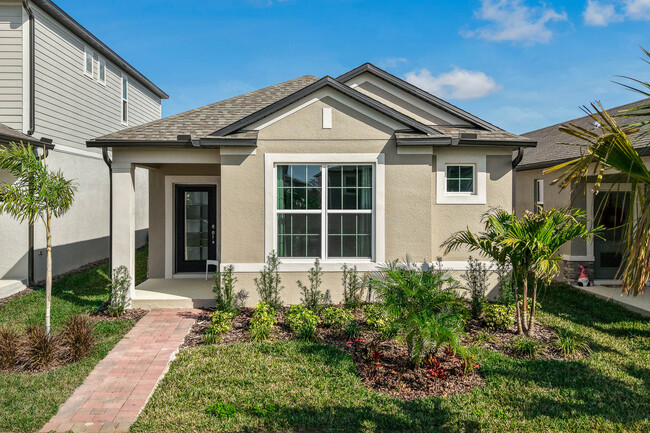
<box><xmin>515</xmin><ymin>99</ymin><xmax>650</xmax><ymax>284</ymax></box>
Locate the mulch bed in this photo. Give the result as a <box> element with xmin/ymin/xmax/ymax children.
<box><xmin>179</xmin><ymin>307</ymin><xmax>483</xmax><ymax>400</ymax></box>
<box><xmin>464</xmin><ymin>317</ymin><xmax>574</xmax><ymax>361</ymax></box>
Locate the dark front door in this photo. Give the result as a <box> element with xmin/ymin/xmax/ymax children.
<box><xmin>175</xmin><ymin>185</ymin><xmax>217</xmax><ymax>273</ymax></box>
<box><xmin>594</xmin><ymin>191</ymin><xmax>630</xmax><ymax>279</ymax></box>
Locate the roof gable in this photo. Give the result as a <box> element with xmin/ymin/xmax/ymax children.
<box><xmin>337</xmin><ymin>63</ymin><xmax>500</xmax><ymax>131</ymax></box>
<box><xmin>211</xmin><ymin>76</ymin><xmax>440</xmax><ymax>137</ymax></box>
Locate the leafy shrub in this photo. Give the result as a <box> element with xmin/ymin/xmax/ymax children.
<box><xmin>204</xmin><ymin>310</ymin><xmax>235</xmax><ymax>344</ymax></box>
<box><xmin>205</xmin><ymin>401</ymin><xmax>236</xmax><ymax>418</ymax></box>
<box><xmin>509</xmin><ymin>336</ymin><xmax>546</xmax><ymax>358</ymax></box>
<box><xmin>462</xmin><ymin>257</ymin><xmax>488</xmax><ymax>319</ymax></box>
<box><xmin>213</xmin><ymin>264</ymin><xmax>247</xmax><ymax>313</ymax></box>
<box><xmin>371</xmin><ymin>258</ymin><xmax>468</xmax><ymax>366</ymax></box>
<box><xmin>345</xmin><ymin>321</ymin><xmax>362</xmax><ymax>340</ymax></box>
<box><xmin>494</xmin><ymin>261</ymin><xmax>515</xmax><ymax>305</ymax></box>
<box><xmin>285</xmin><ymin>305</ymin><xmax>320</xmax><ymax>340</ymax></box>
<box><xmin>98</xmin><ymin>265</ymin><xmax>131</xmax><ymax>317</ymax></box>
<box><xmin>483</xmin><ymin>303</ymin><xmax>516</xmax><ymax>330</ymax></box>
<box><xmin>342</xmin><ymin>264</ymin><xmax>368</xmax><ymax>309</ymax></box>
<box><xmin>254</xmin><ymin>251</ymin><xmax>284</xmax><ymax>311</ymax></box>
<box><xmin>249</xmin><ymin>303</ymin><xmax>276</xmax><ymax>342</ymax></box>
<box><xmin>0</xmin><ymin>328</ymin><xmax>20</xmax><ymax>370</ymax></box>
<box><xmin>298</xmin><ymin>258</ymin><xmax>330</xmax><ymax>311</ymax></box>
<box><xmin>363</xmin><ymin>303</ymin><xmax>398</xmax><ymax>339</ymax></box>
<box><xmin>23</xmin><ymin>325</ymin><xmax>60</xmax><ymax>370</ymax></box>
<box><xmin>60</xmin><ymin>315</ymin><xmax>94</xmax><ymax>362</ymax></box>
<box><xmin>554</xmin><ymin>329</ymin><xmax>592</xmax><ymax>358</ymax></box>
<box><xmin>321</xmin><ymin>306</ymin><xmax>353</xmax><ymax>331</ymax></box>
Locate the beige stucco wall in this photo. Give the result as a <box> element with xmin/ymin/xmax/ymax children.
<box><xmin>118</xmin><ymin>94</ymin><xmax>516</xmax><ymax>305</ymax></box>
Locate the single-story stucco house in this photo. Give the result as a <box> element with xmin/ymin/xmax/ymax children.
<box><xmin>516</xmin><ymin>98</ymin><xmax>650</xmax><ymax>284</ymax></box>
<box><xmin>87</xmin><ymin>63</ymin><xmax>536</xmax><ymax>308</ymax></box>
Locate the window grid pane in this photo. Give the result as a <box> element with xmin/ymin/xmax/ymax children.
<box><xmin>327</xmin><ymin>164</ymin><xmax>373</xmax><ymax>210</ymax></box>
<box><xmin>277</xmin><ymin>213</ymin><xmax>321</xmax><ymax>258</ymax></box>
<box><xmin>327</xmin><ymin>213</ymin><xmax>372</xmax><ymax>258</ymax></box>
<box><xmin>277</xmin><ymin>165</ymin><xmax>322</xmax><ymax>210</ymax></box>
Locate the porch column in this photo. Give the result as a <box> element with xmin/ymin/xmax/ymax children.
<box><xmin>112</xmin><ymin>162</ymin><xmax>136</xmax><ymax>300</ymax></box>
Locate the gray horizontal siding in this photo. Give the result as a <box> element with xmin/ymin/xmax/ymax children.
<box><xmin>31</xmin><ymin>5</ymin><xmax>161</xmax><ymax>150</ymax></box>
<box><xmin>0</xmin><ymin>2</ymin><xmax>22</xmax><ymax>130</ymax></box>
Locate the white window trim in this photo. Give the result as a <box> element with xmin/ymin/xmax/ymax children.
<box><xmin>444</xmin><ymin>163</ymin><xmax>476</xmax><ymax>196</ymax></box>
<box><xmin>83</xmin><ymin>46</ymin><xmax>94</xmax><ymax>78</ymax></box>
<box><xmin>534</xmin><ymin>178</ymin><xmax>544</xmax><ymax>211</ymax></box>
<box><xmin>98</xmin><ymin>57</ymin><xmax>106</xmax><ymax>85</ymax></box>
<box><xmin>265</xmin><ymin>153</ymin><xmax>385</xmax><ymax>269</ymax></box>
<box><xmin>121</xmin><ymin>74</ymin><xmax>128</xmax><ymax>125</ymax></box>
<box><xmin>436</xmin><ymin>152</ymin><xmax>486</xmax><ymax>204</ymax></box>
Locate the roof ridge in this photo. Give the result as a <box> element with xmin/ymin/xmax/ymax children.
<box><xmin>523</xmin><ymin>98</ymin><xmax>650</xmax><ymax>136</ymax></box>
<box><xmin>103</xmin><ymin>75</ymin><xmax>319</xmax><ymax>138</ymax></box>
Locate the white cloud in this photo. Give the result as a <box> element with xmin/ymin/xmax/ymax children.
<box><xmin>462</xmin><ymin>0</ymin><xmax>568</xmax><ymax>45</ymax></box>
<box><xmin>404</xmin><ymin>68</ymin><xmax>502</xmax><ymax>100</ymax></box>
<box><xmin>377</xmin><ymin>57</ymin><xmax>408</xmax><ymax>68</ymax></box>
<box><xmin>583</xmin><ymin>0</ymin><xmax>650</xmax><ymax>25</ymax></box>
<box><xmin>584</xmin><ymin>0</ymin><xmax>623</xmax><ymax>25</ymax></box>
<box><xmin>624</xmin><ymin>0</ymin><xmax>650</xmax><ymax>19</ymax></box>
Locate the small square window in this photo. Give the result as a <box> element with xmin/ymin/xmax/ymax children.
<box><xmin>446</xmin><ymin>165</ymin><xmax>475</xmax><ymax>193</ymax></box>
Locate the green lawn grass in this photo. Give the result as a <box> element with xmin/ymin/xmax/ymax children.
<box><xmin>132</xmin><ymin>283</ymin><xmax>650</xmax><ymax>433</ymax></box>
<box><xmin>0</xmin><ymin>247</ymin><xmax>148</xmax><ymax>432</ymax></box>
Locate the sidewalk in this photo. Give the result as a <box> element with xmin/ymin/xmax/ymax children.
<box><xmin>40</xmin><ymin>309</ymin><xmax>199</xmax><ymax>433</ymax></box>
<box><xmin>576</xmin><ymin>285</ymin><xmax>650</xmax><ymax>317</ymax></box>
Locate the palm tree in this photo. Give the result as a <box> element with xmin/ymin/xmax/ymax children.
<box><xmin>0</xmin><ymin>143</ymin><xmax>76</xmax><ymax>334</ymax></box>
<box><xmin>546</xmin><ymin>103</ymin><xmax>650</xmax><ymax>296</ymax></box>
<box><xmin>546</xmin><ymin>46</ymin><xmax>650</xmax><ymax>296</ymax></box>
<box><xmin>443</xmin><ymin>208</ymin><xmax>598</xmax><ymax>335</ymax></box>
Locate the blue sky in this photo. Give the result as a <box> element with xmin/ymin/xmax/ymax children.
<box><xmin>58</xmin><ymin>0</ymin><xmax>650</xmax><ymax>134</ymax></box>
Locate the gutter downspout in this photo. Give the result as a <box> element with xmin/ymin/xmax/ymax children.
<box><xmin>23</xmin><ymin>0</ymin><xmax>36</xmax><ymax>285</ymax></box>
<box><xmin>102</xmin><ymin>147</ymin><xmax>113</xmax><ymax>274</ymax></box>
<box><xmin>512</xmin><ymin>147</ymin><xmax>524</xmax><ymax>213</ymax></box>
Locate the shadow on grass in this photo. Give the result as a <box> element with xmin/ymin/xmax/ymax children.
<box><xmin>486</xmin><ymin>356</ymin><xmax>649</xmax><ymax>424</ymax></box>
<box><xmin>256</xmin><ymin>400</ymin><xmax>471</xmax><ymax>433</ymax></box>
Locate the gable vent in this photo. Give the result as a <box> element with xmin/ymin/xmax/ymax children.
<box><xmin>322</xmin><ymin>107</ymin><xmax>332</xmax><ymax>129</ymax></box>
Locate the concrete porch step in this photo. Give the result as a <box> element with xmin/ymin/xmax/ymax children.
<box><xmin>0</xmin><ymin>280</ymin><xmax>27</xmax><ymax>300</ymax></box>
<box><xmin>133</xmin><ymin>278</ymin><xmax>216</xmax><ymax>310</ymax></box>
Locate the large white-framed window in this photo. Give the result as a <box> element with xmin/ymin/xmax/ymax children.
<box><xmin>534</xmin><ymin>179</ymin><xmax>544</xmax><ymax>213</ymax></box>
<box><xmin>275</xmin><ymin>164</ymin><xmax>373</xmax><ymax>259</ymax></box>
<box><xmin>121</xmin><ymin>74</ymin><xmax>128</xmax><ymax>125</ymax></box>
<box><xmin>265</xmin><ymin>153</ymin><xmax>385</xmax><ymax>267</ymax></box>
<box><xmin>98</xmin><ymin>57</ymin><xmax>106</xmax><ymax>85</ymax></box>
<box><xmin>83</xmin><ymin>46</ymin><xmax>93</xmax><ymax>77</ymax></box>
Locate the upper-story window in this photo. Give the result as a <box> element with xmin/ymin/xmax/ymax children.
<box><xmin>98</xmin><ymin>57</ymin><xmax>106</xmax><ymax>85</ymax></box>
<box><xmin>121</xmin><ymin>75</ymin><xmax>128</xmax><ymax>125</ymax></box>
<box><xmin>84</xmin><ymin>46</ymin><xmax>93</xmax><ymax>77</ymax></box>
<box><xmin>445</xmin><ymin>164</ymin><xmax>475</xmax><ymax>194</ymax></box>
<box><xmin>534</xmin><ymin>179</ymin><xmax>544</xmax><ymax>213</ymax></box>
<box><xmin>276</xmin><ymin>164</ymin><xmax>374</xmax><ymax>259</ymax></box>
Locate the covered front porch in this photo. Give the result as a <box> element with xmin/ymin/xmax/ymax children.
<box><xmin>107</xmin><ymin>145</ymin><xmax>235</xmax><ymax>308</ymax></box>
<box><xmin>133</xmin><ymin>278</ymin><xmax>215</xmax><ymax>309</ymax></box>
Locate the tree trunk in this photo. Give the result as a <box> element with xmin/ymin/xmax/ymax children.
<box><xmin>528</xmin><ymin>278</ymin><xmax>538</xmax><ymax>335</ymax></box>
<box><xmin>513</xmin><ymin>271</ymin><xmax>523</xmax><ymax>334</ymax></box>
<box><xmin>45</xmin><ymin>230</ymin><xmax>52</xmax><ymax>335</ymax></box>
<box><xmin>521</xmin><ymin>276</ymin><xmax>529</xmax><ymax>334</ymax></box>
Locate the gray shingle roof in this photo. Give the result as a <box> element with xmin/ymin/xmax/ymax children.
<box><xmin>97</xmin><ymin>75</ymin><xmax>320</xmax><ymax>141</ymax></box>
<box><xmin>519</xmin><ymin>99</ymin><xmax>650</xmax><ymax>170</ymax></box>
<box><xmin>395</xmin><ymin>127</ymin><xmax>534</xmax><ymax>145</ymax></box>
<box><xmin>0</xmin><ymin>123</ymin><xmax>51</xmax><ymax>147</ymax></box>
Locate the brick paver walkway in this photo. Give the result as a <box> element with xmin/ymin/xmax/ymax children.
<box><xmin>41</xmin><ymin>309</ymin><xmax>199</xmax><ymax>433</ymax></box>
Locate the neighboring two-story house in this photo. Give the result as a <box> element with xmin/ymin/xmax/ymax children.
<box><xmin>0</xmin><ymin>0</ymin><xmax>167</xmax><ymax>295</ymax></box>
